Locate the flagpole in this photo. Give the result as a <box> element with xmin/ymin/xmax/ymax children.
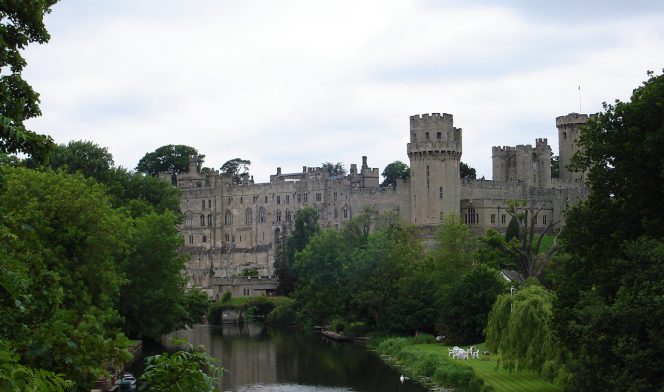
<box><xmin>578</xmin><ymin>85</ymin><xmax>581</xmax><ymax>112</ymax></box>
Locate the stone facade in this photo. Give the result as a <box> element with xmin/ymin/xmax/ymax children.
<box><xmin>170</xmin><ymin>112</ymin><xmax>588</xmax><ymax>297</ymax></box>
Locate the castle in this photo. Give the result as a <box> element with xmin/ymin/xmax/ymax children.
<box><xmin>168</xmin><ymin>112</ymin><xmax>589</xmax><ymax>298</ymax></box>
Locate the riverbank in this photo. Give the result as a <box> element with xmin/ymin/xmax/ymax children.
<box><xmin>373</xmin><ymin>337</ymin><xmax>561</xmax><ymax>392</ymax></box>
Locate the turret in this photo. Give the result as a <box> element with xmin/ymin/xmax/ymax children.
<box><xmin>556</xmin><ymin>113</ymin><xmax>588</xmax><ymax>184</ymax></box>
<box><xmin>407</xmin><ymin>113</ymin><xmax>462</xmax><ymax>225</ymax></box>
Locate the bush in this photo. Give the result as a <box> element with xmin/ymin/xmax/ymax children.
<box><xmin>345</xmin><ymin>321</ymin><xmax>369</xmax><ymax>338</ymax></box>
<box><xmin>330</xmin><ymin>318</ymin><xmax>346</xmax><ymax>333</ymax></box>
<box><xmin>245</xmin><ymin>296</ymin><xmax>276</xmax><ymax>318</ymax></box>
<box><xmin>413</xmin><ymin>333</ymin><xmax>436</xmax><ymax>344</ymax></box>
<box><xmin>207</xmin><ymin>301</ymin><xmax>226</xmax><ymax>325</ymax></box>
<box><xmin>266</xmin><ymin>298</ymin><xmax>296</xmax><ymax>327</ymax></box>
<box><xmin>221</xmin><ymin>291</ymin><xmax>232</xmax><ymax>303</ymax></box>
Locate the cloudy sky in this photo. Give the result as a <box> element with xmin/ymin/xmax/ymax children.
<box><xmin>23</xmin><ymin>0</ymin><xmax>664</xmax><ymax>181</ymax></box>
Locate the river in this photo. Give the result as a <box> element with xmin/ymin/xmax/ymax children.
<box><xmin>156</xmin><ymin>323</ymin><xmax>429</xmax><ymax>392</ymax></box>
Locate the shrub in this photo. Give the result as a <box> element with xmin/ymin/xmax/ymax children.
<box><xmin>207</xmin><ymin>301</ymin><xmax>226</xmax><ymax>325</ymax></box>
<box><xmin>413</xmin><ymin>333</ymin><xmax>436</xmax><ymax>344</ymax></box>
<box><xmin>330</xmin><ymin>318</ymin><xmax>346</xmax><ymax>333</ymax></box>
<box><xmin>345</xmin><ymin>321</ymin><xmax>369</xmax><ymax>338</ymax></box>
<box><xmin>221</xmin><ymin>291</ymin><xmax>232</xmax><ymax>303</ymax></box>
<box><xmin>266</xmin><ymin>299</ymin><xmax>296</xmax><ymax>327</ymax></box>
<box><xmin>245</xmin><ymin>296</ymin><xmax>275</xmax><ymax>318</ymax></box>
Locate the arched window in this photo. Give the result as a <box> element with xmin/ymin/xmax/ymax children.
<box><xmin>343</xmin><ymin>207</ymin><xmax>348</xmax><ymax>219</ymax></box>
<box><xmin>207</xmin><ymin>214</ymin><xmax>213</xmax><ymax>226</ymax></box>
<box><xmin>285</xmin><ymin>209</ymin><xmax>292</xmax><ymax>222</ymax></box>
<box><xmin>258</xmin><ymin>207</ymin><xmax>266</xmax><ymax>223</ymax></box>
<box><xmin>439</xmin><ymin>186</ymin><xmax>443</xmax><ymax>199</ymax></box>
<box><xmin>224</xmin><ymin>210</ymin><xmax>232</xmax><ymax>225</ymax></box>
<box><xmin>245</xmin><ymin>208</ymin><xmax>253</xmax><ymax>224</ymax></box>
<box><xmin>200</xmin><ymin>214</ymin><xmax>205</xmax><ymax>226</ymax></box>
<box><xmin>185</xmin><ymin>212</ymin><xmax>193</xmax><ymax>227</ymax></box>
<box><xmin>464</xmin><ymin>208</ymin><xmax>477</xmax><ymax>224</ymax></box>
<box><xmin>276</xmin><ymin>209</ymin><xmax>282</xmax><ymax>222</ymax></box>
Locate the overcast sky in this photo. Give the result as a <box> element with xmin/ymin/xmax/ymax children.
<box><xmin>23</xmin><ymin>0</ymin><xmax>664</xmax><ymax>181</ymax></box>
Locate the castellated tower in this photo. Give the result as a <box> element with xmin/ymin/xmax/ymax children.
<box><xmin>407</xmin><ymin>113</ymin><xmax>462</xmax><ymax>225</ymax></box>
<box><xmin>557</xmin><ymin>113</ymin><xmax>588</xmax><ymax>184</ymax></box>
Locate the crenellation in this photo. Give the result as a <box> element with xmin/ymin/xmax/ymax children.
<box><xmin>174</xmin><ymin>111</ymin><xmax>587</xmax><ymax>297</ymax></box>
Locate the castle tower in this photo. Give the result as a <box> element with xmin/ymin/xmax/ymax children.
<box><xmin>407</xmin><ymin>113</ymin><xmax>462</xmax><ymax>225</ymax></box>
<box><xmin>556</xmin><ymin>113</ymin><xmax>588</xmax><ymax>184</ymax></box>
<box><xmin>535</xmin><ymin>138</ymin><xmax>552</xmax><ymax>188</ymax></box>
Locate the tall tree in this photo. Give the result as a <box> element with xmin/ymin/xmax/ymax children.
<box><xmin>460</xmin><ymin>162</ymin><xmax>477</xmax><ymax>179</ymax></box>
<box><xmin>381</xmin><ymin>160</ymin><xmax>409</xmax><ymax>187</ymax></box>
<box><xmin>556</xmin><ymin>71</ymin><xmax>664</xmax><ymax>391</ymax></box>
<box><xmin>48</xmin><ymin>140</ymin><xmax>114</xmax><ymax>181</ymax></box>
<box><xmin>275</xmin><ymin>207</ymin><xmax>319</xmax><ymax>295</ymax></box>
<box><xmin>321</xmin><ymin>161</ymin><xmax>346</xmax><ymax>176</ymax></box>
<box><xmin>550</xmin><ymin>155</ymin><xmax>559</xmax><ymax>178</ymax></box>
<box><xmin>220</xmin><ymin>158</ymin><xmax>251</xmax><ymax>184</ymax></box>
<box><xmin>136</xmin><ymin>145</ymin><xmax>203</xmax><ymax>176</ymax></box>
<box><xmin>0</xmin><ymin>0</ymin><xmax>58</xmax><ymax>163</ymax></box>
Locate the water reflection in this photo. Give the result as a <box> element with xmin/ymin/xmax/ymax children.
<box><xmin>169</xmin><ymin>324</ymin><xmax>427</xmax><ymax>392</ymax></box>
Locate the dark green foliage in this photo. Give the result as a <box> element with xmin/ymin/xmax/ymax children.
<box><xmin>550</xmin><ymin>155</ymin><xmax>559</xmax><ymax>178</ymax></box>
<box><xmin>48</xmin><ymin>140</ymin><xmax>114</xmax><ymax>180</ymax></box>
<box><xmin>245</xmin><ymin>296</ymin><xmax>276</xmax><ymax>318</ymax></box>
<box><xmin>141</xmin><ymin>341</ymin><xmax>223</xmax><ymax>392</ymax></box>
<box><xmin>505</xmin><ymin>216</ymin><xmax>519</xmax><ymax>241</ymax></box>
<box><xmin>460</xmin><ymin>161</ymin><xmax>477</xmax><ymax>179</ymax></box>
<box><xmin>0</xmin><ymin>0</ymin><xmax>57</xmax><ymax>163</ymax></box>
<box><xmin>182</xmin><ymin>288</ymin><xmax>210</xmax><ymax>327</ymax></box>
<box><xmin>437</xmin><ymin>265</ymin><xmax>505</xmax><ymax>344</ymax></box>
<box><xmin>275</xmin><ymin>207</ymin><xmax>320</xmax><ymax>295</ymax></box>
<box><xmin>321</xmin><ymin>161</ymin><xmax>346</xmax><ymax>176</ymax></box>
<box><xmin>380</xmin><ymin>160</ymin><xmax>409</xmax><ymax>187</ymax></box>
<box><xmin>555</xmin><ymin>71</ymin><xmax>664</xmax><ymax>391</ymax></box>
<box><xmin>220</xmin><ymin>157</ymin><xmax>251</xmax><ymax>184</ymax></box>
<box><xmin>266</xmin><ymin>298</ymin><xmax>296</xmax><ymax>327</ymax></box>
<box><xmin>136</xmin><ymin>144</ymin><xmax>202</xmax><ymax>176</ymax></box>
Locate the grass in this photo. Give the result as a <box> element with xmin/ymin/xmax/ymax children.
<box><xmin>417</xmin><ymin>343</ymin><xmax>562</xmax><ymax>392</ymax></box>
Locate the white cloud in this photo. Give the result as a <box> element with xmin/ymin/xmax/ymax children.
<box><xmin>22</xmin><ymin>0</ymin><xmax>664</xmax><ymax>180</ymax></box>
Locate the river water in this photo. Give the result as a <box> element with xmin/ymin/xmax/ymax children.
<box><xmin>162</xmin><ymin>323</ymin><xmax>428</xmax><ymax>392</ymax></box>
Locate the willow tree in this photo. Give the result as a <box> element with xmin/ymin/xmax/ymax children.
<box><xmin>485</xmin><ymin>283</ymin><xmax>561</xmax><ymax>380</ymax></box>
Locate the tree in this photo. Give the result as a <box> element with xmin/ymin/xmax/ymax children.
<box><xmin>428</xmin><ymin>214</ymin><xmax>477</xmax><ymax>278</ymax></box>
<box><xmin>0</xmin><ymin>0</ymin><xmax>58</xmax><ymax>163</ymax></box>
<box><xmin>275</xmin><ymin>207</ymin><xmax>319</xmax><ymax>295</ymax></box>
<box><xmin>220</xmin><ymin>158</ymin><xmax>251</xmax><ymax>184</ymax></box>
<box><xmin>321</xmin><ymin>161</ymin><xmax>346</xmax><ymax>176</ymax></box>
<box><xmin>48</xmin><ymin>140</ymin><xmax>114</xmax><ymax>181</ymax></box>
<box><xmin>381</xmin><ymin>160</ymin><xmax>409</xmax><ymax>187</ymax></box>
<box><xmin>460</xmin><ymin>162</ymin><xmax>476</xmax><ymax>179</ymax></box>
<box><xmin>118</xmin><ymin>212</ymin><xmax>189</xmax><ymax>340</ymax></box>
<box><xmin>437</xmin><ymin>265</ymin><xmax>505</xmax><ymax>344</ymax></box>
<box><xmin>555</xmin><ymin>71</ymin><xmax>664</xmax><ymax>391</ymax></box>
<box><xmin>486</xmin><ymin>283</ymin><xmax>560</xmax><ymax>380</ymax></box>
<box><xmin>136</xmin><ymin>144</ymin><xmax>203</xmax><ymax>176</ymax></box>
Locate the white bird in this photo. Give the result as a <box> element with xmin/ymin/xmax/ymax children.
<box><xmin>400</xmin><ymin>375</ymin><xmax>409</xmax><ymax>383</ymax></box>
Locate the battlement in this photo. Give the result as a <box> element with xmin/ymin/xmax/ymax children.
<box><xmin>516</xmin><ymin>144</ymin><xmax>533</xmax><ymax>152</ymax></box>
<box><xmin>410</xmin><ymin>112</ymin><xmax>454</xmax><ymax>123</ymax></box>
<box><xmin>492</xmin><ymin>146</ymin><xmax>517</xmax><ymax>154</ymax></box>
<box><xmin>556</xmin><ymin>113</ymin><xmax>588</xmax><ymax>127</ymax></box>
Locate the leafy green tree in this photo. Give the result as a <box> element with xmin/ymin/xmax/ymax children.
<box><xmin>181</xmin><ymin>288</ymin><xmax>211</xmax><ymax>327</ymax></box>
<box><xmin>486</xmin><ymin>283</ymin><xmax>560</xmax><ymax>380</ymax></box>
<box><xmin>48</xmin><ymin>140</ymin><xmax>114</xmax><ymax>181</ymax></box>
<box><xmin>380</xmin><ymin>160</ymin><xmax>409</xmax><ymax>187</ymax></box>
<box><xmin>275</xmin><ymin>207</ymin><xmax>320</xmax><ymax>295</ymax></box>
<box><xmin>136</xmin><ymin>144</ymin><xmax>202</xmax><ymax>176</ymax></box>
<box><xmin>427</xmin><ymin>214</ymin><xmax>477</xmax><ymax>278</ymax></box>
<box><xmin>0</xmin><ymin>340</ymin><xmax>74</xmax><ymax>392</ymax></box>
<box><xmin>0</xmin><ymin>167</ymin><xmax>131</xmax><ymax>389</ymax></box>
<box><xmin>556</xmin><ymin>71</ymin><xmax>664</xmax><ymax>391</ymax></box>
<box><xmin>340</xmin><ymin>206</ymin><xmax>376</xmax><ymax>249</ymax></box>
<box><xmin>460</xmin><ymin>162</ymin><xmax>476</xmax><ymax>179</ymax></box>
<box><xmin>119</xmin><ymin>212</ymin><xmax>188</xmax><ymax>340</ymax></box>
<box><xmin>0</xmin><ymin>0</ymin><xmax>57</xmax><ymax>163</ymax></box>
<box><xmin>220</xmin><ymin>157</ymin><xmax>251</xmax><ymax>184</ymax></box>
<box><xmin>141</xmin><ymin>341</ymin><xmax>223</xmax><ymax>392</ymax></box>
<box><xmin>505</xmin><ymin>215</ymin><xmax>519</xmax><ymax>242</ymax></box>
<box><xmin>321</xmin><ymin>161</ymin><xmax>346</xmax><ymax>176</ymax></box>
<box><xmin>437</xmin><ymin>265</ymin><xmax>505</xmax><ymax>344</ymax></box>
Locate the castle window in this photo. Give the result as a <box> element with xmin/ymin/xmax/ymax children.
<box><xmin>277</xmin><ymin>195</ymin><xmax>281</xmax><ymax>204</ymax></box>
<box><xmin>202</xmin><ymin>200</ymin><xmax>205</xmax><ymax>209</ymax></box>
<box><xmin>437</xmin><ymin>132</ymin><xmax>442</xmax><ymax>140</ymax></box>
<box><xmin>343</xmin><ymin>207</ymin><xmax>348</xmax><ymax>219</ymax></box>
<box><xmin>207</xmin><ymin>214</ymin><xmax>212</xmax><ymax>226</ymax></box>
<box><xmin>426</xmin><ymin>165</ymin><xmax>430</xmax><ymax>177</ymax></box>
<box><xmin>200</xmin><ymin>214</ymin><xmax>205</xmax><ymax>226</ymax></box>
<box><xmin>316</xmin><ymin>193</ymin><xmax>321</xmax><ymax>202</ymax></box>
<box><xmin>439</xmin><ymin>186</ymin><xmax>443</xmax><ymax>199</ymax></box>
<box><xmin>286</xmin><ymin>209</ymin><xmax>292</xmax><ymax>222</ymax></box>
<box><xmin>334</xmin><ymin>192</ymin><xmax>337</xmax><ymax>200</ymax></box>
<box><xmin>245</xmin><ymin>208</ymin><xmax>253</xmax><ymax>224</ymax></box>
<box><xmin>276</xmin><ymin>209</ymin><xmax>282</xmax><ymax>222</ymax></box>
<box><xmin>464</xmin><ymin>208</ymin><xmax>477</xmax><ymax>224</ymax></box>
<box><xmin>427</xmin><ymin>178</ymin><xmax>429</xmax><ymax>189</ymax></box>
<box><xmin>224</xmin><ymin>210</ymin><xmax>232</xmax><ymax>225</ymax></box>
<box><xmin>286</xmin><ymin>195</ymin><xmax>290</xmax><ymax>204</ymax></box>
<box><xmin>303</xmin><ymin>193</ymin><xmax>308</xmax><ymax>203</ymax></box>
<box><xmin>240</xmin><ymin>196</ymin><xmax>243</xmax><ymax>204</ymax></box>
<box><xmin>501</xmin><ymin>214</ymin><xmax>506</xmax><ymax>224</ymax></box>
<box><xmin>228</xmin><ymin>197</ymin><xmax>231</xmax><ymax>204</ymax></box>
<box><xmin>202</xmin><ymin>235</ymin><xmax>207</xmax><ymax>243</ymax></box>
<box><xmin>225</xmin><ymin>233</ymin><xmax>230</xmax><ymax>242</ymax></box>
<box><xmin>258</xmin><ymin>207</ymin><xmax>266</xmax><ymax>223</ymax></box>
<box><xmin>189</xmin><ymin>235</ymin><xmax>194</xmax><ymax>244</ymax></box>
<box><xmin>334</xmin><ymin>209</ymin><xmax>338</xmax><ymax>218</ymax></box>
<box><xmin>253</xmin><ymin>195</ymin><xmax>258</xmax><ymax>203</ymax></box>
<box><xmin>297</xmin><ymin>194</ymin><xmax>302</xmax><ymax>203</ymax></box>
<box><xmin>185</xmin><ymin>212</ymin><xmax>193</xmax><ymax>227</ymax></box>
<box><xmin>491</xmin><ymin>214</ymin><xmax>496</xmax><ymax>224</ymax></box>
<box><xmin>265</xmin><ymin>196</ymin><xmax>268</xmax><ymax>203</ymax></box>
<box><xmin>543</xmin><ymin>215</ymin><xmax>547</xmax><ymax>225</ymax></box>
<box><xmin>425</xmin><ymin>132</ymin><xmax>430</xmax><ymax>140</ymax></box>
<box><xmin>208</xmin><ymin>199</ymin><xmax>212</xmax><ymax>208</ymax></box>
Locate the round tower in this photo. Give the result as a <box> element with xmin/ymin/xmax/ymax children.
<box><xmin>407</xmin><ymin>113</ymin><xmax>462</xmax><ymax>225</ymax></box>
<box><xmin>556</xmin><ymin>113</ymin><xmax>588</xmax><ymax>184</ymax></box>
